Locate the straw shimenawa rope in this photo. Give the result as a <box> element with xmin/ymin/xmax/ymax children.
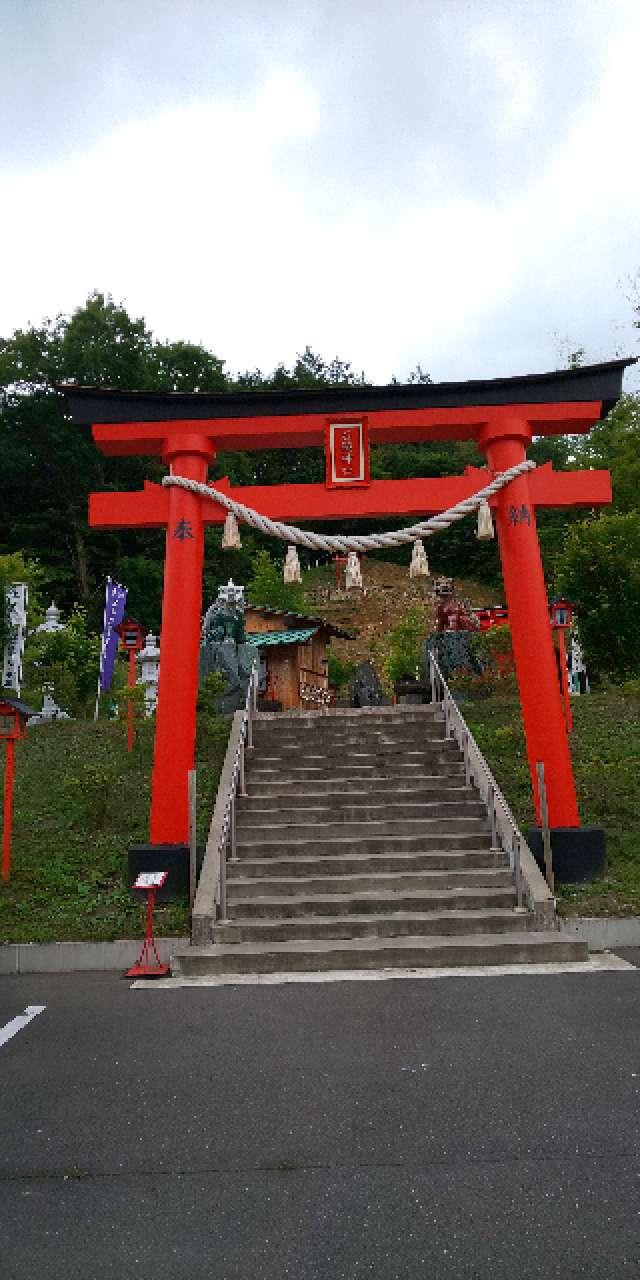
<box><xmin>163</xmin><ymin>460</ymin><xmax>535</xmax><ymax>554</ymax></box>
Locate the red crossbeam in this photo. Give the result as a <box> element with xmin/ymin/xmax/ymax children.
<box><xmin>91</xmin><ymin>401</ymin><xmax>605</xmax><ymax>455</ymax></box>
<box><xmin>89</xmin><ymin>464</ymin><xmax>611</xmax><ymax>530</ymax></box>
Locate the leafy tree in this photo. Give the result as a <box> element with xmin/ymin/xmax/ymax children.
<box><xmin>557</xmin><ymin>512</ymin><xmax>640</xmax><ymax>679</ymax></box>
<box><xmin>574</xmin><ymin>394</ymin><xmax>640</xmax><ymax>516</ymax></box>
<box><xmin>0</xmin><ymin>292</ymin><xmax>228</xmax><ymax>622</ymax></box>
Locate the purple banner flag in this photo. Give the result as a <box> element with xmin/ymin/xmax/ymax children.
<box><xmin>99</xmin><ymin>577</ymin><xmax>128</xmax><ymax>692</ymax></box>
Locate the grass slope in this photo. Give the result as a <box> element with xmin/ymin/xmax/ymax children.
<box><xmin>0</xmin><ymin>718</ymin><xmax>228</xmax><ymax>943</ymax></box>
<box><xmin>463</xmin><ymin>688</ymin><xmax>640</xmax><ymax>916</ymax></box>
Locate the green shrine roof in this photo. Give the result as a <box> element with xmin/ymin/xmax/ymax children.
<box><xmin>245</xmin><ymin>628</ymin><xmax>318</xmax><ymax>648</ymax></box>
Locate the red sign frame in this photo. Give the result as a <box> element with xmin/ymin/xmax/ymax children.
<box><xmin>325</xmin><ymin>418</ymin><xmax>370</xmax><ymax>488</ymax></box>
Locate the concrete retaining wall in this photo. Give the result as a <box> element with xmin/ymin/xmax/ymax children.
<box><xmin>559</xmin><ymin>917</ymin><xmax>640</xmax><ymax>952</ymax></box>
<box><xmin>0</xmin><ymin>937</ymin><xmax>188</xmax><ymax>975</ymax></box>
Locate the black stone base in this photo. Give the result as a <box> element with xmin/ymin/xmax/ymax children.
<box><xmin>394</xmin><ymin>680</ymin><xmax>431</xmax><ymax>705</ymax></box>
<box><xmin>527</xmin><ymin>826</ymin><xmax>606</xmax><ymax>885</ymax></box>
<box><xmin>128</xmin><ymin>843</ymin><xmax>189</xmax><ymax>901</ymax></box>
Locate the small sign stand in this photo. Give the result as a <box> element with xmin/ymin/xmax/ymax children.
<box><xmin>126</xmin><ymin>871</ymin><xmax>171</xmax><ymax>978</ymax></box>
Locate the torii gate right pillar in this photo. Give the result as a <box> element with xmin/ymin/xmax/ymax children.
<box><xmin>477</xmin><ymin>418</ymin><xmax>580</xmax><ymax>830</ymax></box>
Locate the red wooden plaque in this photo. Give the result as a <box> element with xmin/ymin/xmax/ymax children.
<box><xmin>325</xmin><ymin>420</ymin><xmax>370</xmax><ymax>488</ymax></box>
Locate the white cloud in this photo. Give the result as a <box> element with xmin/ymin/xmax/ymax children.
<box><xmin>0</xmin><ymin>3</ymin><xmax>638</xmax><ymax>390</ymax></box>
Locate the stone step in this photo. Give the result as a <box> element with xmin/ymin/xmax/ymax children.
<box><xmin>236</xmin><ymin>815</ymin><xmax>490</xmax><ymax>845</ymax></box>
<box><xmin>246</xmin><ymin>773</ymin><xmax>466</xmax><ymax>799</ymax></box>
<box><xmin>251</xmin><ymin>729</ymin><xmax>447</xmax><ymax>750</ymax></box>
<box><xmin>248</xmin><ymin>758</ymin><xmax>461</xmax><ymax>780</ymax></box>
<box><xmin>236</xmin><ymin>797</ymin><xmax>487</xmax><ymax>825</ymax></box>
<box><xmin>229</xmin><ymin>849</ymin><xmax>504</xmax><ymax>879</ymax></box>
<box><xmin>254</xmin><ymin>707</ymin><xmax>443</xmax><ymax>729</ymax></box>
<box><xmin>226</xmin><ymin>884</ymin><xmax>518</xmax><ymax>919</ymax></box>
<box><xmin>251</xmin><ymin>745</ymin><xmax>456</xmax><ymax>768</ymax></box>
<box><xmin>172</xmin><ymin>931</ymin><xmax>589</xmax><ymax>976</ymax></box>
<box><xmin>235</xmin><ymin>831</ymin><xmax>493</xmax><ymax>858</ymax></box>
<box><xmin>226</xmin><ymin>865</ymin><xmax>512</xmax><ymax>898</ymax></box>
<box><xmin>214</xmin><ymin>908</ymin><xmax>529</xmax><ymax>944</ymax></box>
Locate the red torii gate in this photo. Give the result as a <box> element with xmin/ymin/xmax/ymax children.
<box><xmin>61</xmin><ymin>358</ymin><xmax>633</xmax><ymax>872</ymax></box>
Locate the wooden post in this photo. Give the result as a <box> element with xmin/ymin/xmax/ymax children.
<box><xmin>536</xmin><ymin>761</ymin><xmax>555</xmax><ymax>894</ymax></box>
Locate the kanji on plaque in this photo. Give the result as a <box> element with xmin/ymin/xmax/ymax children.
<box><xmin>325</xmin><ymin>420</ymin><xmax>369</xmax><ymax>487</ymax></box>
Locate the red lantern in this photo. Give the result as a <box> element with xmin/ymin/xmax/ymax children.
<box><xmin>550</xmin><ymin>597</ymin><xmax>573</xmax><ymax>629</ymax></box>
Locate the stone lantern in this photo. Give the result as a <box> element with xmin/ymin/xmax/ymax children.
<box><xmin>36</xmin><ymin>602</ymin><xmax>65</xmax><ymax>634</ymax></box>
<box><xmin>137</xmin><ymin>632</ymin><xmax>161</xmax><ymax>716</ymax></box>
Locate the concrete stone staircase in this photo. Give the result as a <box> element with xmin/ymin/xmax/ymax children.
<box><xmin>174</xmin><ymin>705</ymin><xmax>588</xmax><ymax>977</ymax></box>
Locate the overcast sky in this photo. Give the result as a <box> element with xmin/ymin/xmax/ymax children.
<box><xmin>1</xmin><ymin>0</ymin><xmax>639</xmax><ymax>388</ymax></box>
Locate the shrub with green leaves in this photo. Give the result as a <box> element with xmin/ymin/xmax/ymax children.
<box><xmin>22</xmin><ymin>609</ymin><xmax>101</xmax><ymax>715</ymax></box>
<box><xmin>247</xmin><ymin>549</ymin><xmax>309</xmax><ymax>614</ymax></box>
<box><xmin>384</xmin><ymin>607</ymin><xmax>427</xmax><ymax>686</ymax></box>
<box><xmin>327</xmin><ymin>652</ymin><xmax>356</xmax><ymax>690</ymax></box>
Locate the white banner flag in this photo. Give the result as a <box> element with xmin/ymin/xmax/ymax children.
<box><xmin>2</xmin><ymin>582</ymin><xmax>28</xmax><ymax>693</ymax></box>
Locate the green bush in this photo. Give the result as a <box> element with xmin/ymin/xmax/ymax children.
<box><xmin>384</xmin><ymin>607</ymin><xmax>426</xmax><ymax>686</ymax></box>
<box><xmin>247</xmin><ymin>549</ymin><xmax>309</xmax><ymax>614</ymax></box>
<box><xmin>327</xmin><ymin>652</ymin><xmax>357</xmax><ymax>689</ymax></box>
<box><xmin>22</xmin><ymin>609</ymin><xmax>101</xmax><ymax>715</ymax></box>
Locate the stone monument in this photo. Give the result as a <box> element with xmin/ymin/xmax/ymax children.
<box><xmin>200</xmin><ymin>580</ymin><xmax>254</xmax><ymax>713</ymax></box>
<box><xmin>349</xmin><ymin>661</ymin><xmax>384</xmax><ymax>708</ymax></box>
<box><xmin>423</xmin><ymin>577</ymin><xmax>484</xmax><ymax>680</ymax></box>
<box><xmin>137</xmin><ymin>632</ymin><xmax>161</xmax><ymax>716</ymax></box>
<box><xmin>28</xmin><ymin>683</ymin><xmax>71</xmax><ymax>725</ymax></box>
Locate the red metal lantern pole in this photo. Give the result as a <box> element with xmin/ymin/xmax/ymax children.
<box><xmin>127</xmin><ymin>647</ymin><xmax>136</xmax><ymax>753</ymax></box>
<box><xmin>556</xmin><ymin>627</ymin><xmax>573</xmax><ymax>734</ymax></box>
<box><xmin>2</xmin><ymin>737</ymin><xmax>16</xmax><ymax>881</ymax></box>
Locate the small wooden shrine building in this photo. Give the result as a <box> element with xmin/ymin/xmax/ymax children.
<box><xmin>244</xmin><ymin>605</ymin><xmax>353</xmax><ymax>711</ymax></box>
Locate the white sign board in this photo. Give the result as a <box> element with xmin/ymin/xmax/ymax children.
<box><xmin>133</xmin><ymin>871</ymin><xmax>168</xmax><ymax>890</ymax></box>
<box><xmin>2</xmin><ymin>583</ymin><xmax>28</xmax><ymax>693</ymax></box>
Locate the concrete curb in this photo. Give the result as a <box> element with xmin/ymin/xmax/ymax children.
<box><xmin>0</xmin><ymin>937</ymin><xmax>188</xmax><ymax>975</ymax></box>
<box><xmin>2</xmin><ymin>920</ymin><xmax>639</xmax><ymax>973</ymax></box>
<box><xmin>559</xmin><ymin>916</ymin><xmax>640</xmax><ymax>952</ymax></box>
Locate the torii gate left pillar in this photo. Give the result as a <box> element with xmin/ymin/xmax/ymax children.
<box><xmin>150</xmin><ymin>432</ymin><xmax>216</xmax><ymax>843</ymax></box>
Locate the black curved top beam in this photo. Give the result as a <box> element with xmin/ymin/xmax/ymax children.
<box><xmin>57</xmin><ymin>358</ymin><xmax>635</xmax><ymax>426</ymax></box>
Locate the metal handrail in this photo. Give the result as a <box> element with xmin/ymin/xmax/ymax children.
<box><xmin>210</xmin><ymin>658</ymin><xmax>259</xmax><ymax>921</ymax></box>
<box><xmin>428</xmin><ymin>651</ymin><xmax>530</xmax><ymax>908</ymax></box>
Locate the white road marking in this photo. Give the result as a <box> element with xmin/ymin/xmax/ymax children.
<box><xmin>132</xmin><ymin>952</ymin><xmax>634</xmax><ymax>990</ymax></box>
<box><xmin>0</xmin><ymin>1005</ymin><xmax>46</xmax><ymax>1048</ymax></box>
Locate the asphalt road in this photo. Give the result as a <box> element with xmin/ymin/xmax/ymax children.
<box><xmin>1</xmin><ymin>968</ymin><xmax>640</xmax><ymax>1279</ymax></box>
